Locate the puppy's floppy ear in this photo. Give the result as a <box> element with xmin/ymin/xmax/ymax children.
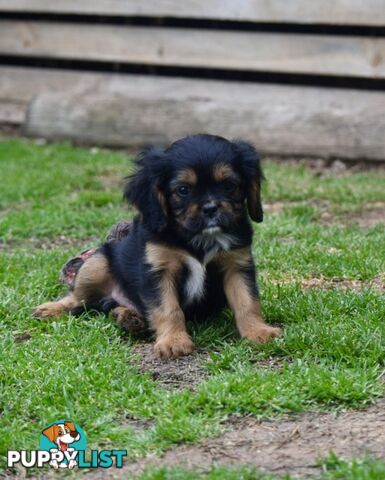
<box><xmin>233</xmin><ymin>140</ymin><xmax>264</xmax><ymax>223</ymax></box>
<box><xmin>42</xmin><ymin>424</ymin><xmax>59</xmax><ymax>443</ymax></box>
<box><xmin>64</xmin><ymin>421</ymin><xmax>76</xmax><ymax>432</ymax></box>
<box><xmin>124</xmin><ymin>146</ymin><xmax>169</xmax><ymax>232</ymax></box>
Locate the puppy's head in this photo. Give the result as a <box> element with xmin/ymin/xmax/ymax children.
<box><xmin>125</xmin><ymin>134</ymin><xmax>263</xmax><ymax>237</ymax></box>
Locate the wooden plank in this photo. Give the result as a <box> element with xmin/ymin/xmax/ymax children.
<box><xmin>0</xmin><ymin>0</ymin><xmax>384</xmax><ymax>26</ymax></box>
<box><xmin>7</xmin><ymin>67</ymin><xmax>381</xmax><ymax>160</ymax></box>
<box><xmin>0</xmin><ymin>101</ymin><xmax>25</xmax><ymax>123</ymax></box>
<box><xmin>0</xmin><ymin>66</ymin><xmax>90</xmax><ymax>102</ymax></box>
<box><xmin>0</xmin><ymin>65</ymin><xmax>117</xmax><ymax>124</ymax></box>
<box><xmin>1</xmin><ymin>21</ymin><xmax>385</xmax><ymax>79</ymax></box>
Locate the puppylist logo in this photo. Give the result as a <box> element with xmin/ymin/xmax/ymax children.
<box><xmin>7</xmin><ymin>420</ymin><xmax>127</xmax><ymax>470</ymax></box>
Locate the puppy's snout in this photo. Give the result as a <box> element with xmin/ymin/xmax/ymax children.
<box><xmin>70</xmin><ymin>431</ymin><xmax>79</xmax><ymax>439</ymax></box>
<box><xmin>202</xmin><ymin>202</ymin><xmax>218</xmax><ymax>217</ymax></box>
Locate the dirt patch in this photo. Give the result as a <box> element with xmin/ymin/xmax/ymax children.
<box><xmin>0</xmin><ymin>235</ymin><xmax>99</xmax><ymax>252</ymax></box>
<box><xmin>133</xmin><ymin>343</ymin><xmax>209</xmax><ymax>390</ymax></box>
<box><xmin>122</xmin><ymin>416</ymin><xmax>154</xmax><ymax>434</ymax></box>
<box><xmin>265</xmin><ymin>199</ymin><xmax>333</xmax><ymax>221</ymax></box>
<box><xmin>269</xmin><ymin>156</ymin><xmax>385</xmax><ymax>177</ymax></box>
<box><xmin>300</xmin><ymin>275</ymin><xmax>385</xmax><ymax>293</ymax></box>
<box><xmin>264</xmin><ymin>199</ymin><xmax>384</xmax><ymax>229</ymax></box>
<box><xmin>268</xmin><ymin>274</ymin><xmax>385</xmax><ymax>293</ymax></box>
<box><xmin>13</xmin><ymin>331</ymin><xmax>32</xmax><ymax>343</ymax></box>
<box><xmin>347</xmin><ymin>202</ymin><xmax>385</xmax><ymax>229</ymax></box>
<box><xmin>264</xmin><ymin>202</ymin><xmax>288</xmax><ymax>215</ymax></box>
<box><xmin>106</xmin><ymin>397</ymin><xmax>385</xmax><ymax>479</ymax></box>
<box><xmin>97</xmin><ymin>170</ymin><xmax>125</xmax><ymax>190</ymax></box>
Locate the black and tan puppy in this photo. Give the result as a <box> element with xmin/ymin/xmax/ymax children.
<box><xmin>33</xmin><ymin>134</ymin><xmax>281</xmax><ymax>358</ymax></box>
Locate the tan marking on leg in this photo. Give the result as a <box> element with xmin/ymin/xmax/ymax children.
<box><xmin>145</xmin><ymin>242</ymin><xmax>194</xmax><ymax>359</ymax></box>
<box><xmin>72</xmin><ymin>253</ymin><xmax>112</xmax><ymax>304</ymax></box>
<box><xmin>216</xmin><ymin>248</ymin><xmax>282</xmax><ymax>343</ymax></box>
<box><xmin>32</xmin><ymin>293</ymin><xmax>80</xmax><ymax>319</ymax></box>
<box><xmin>33</xmin><ymin>253</ymin><xmax>113</xmax><ymax>319</ymax></box>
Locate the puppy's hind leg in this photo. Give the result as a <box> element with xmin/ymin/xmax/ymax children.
<box><xmin>32</xmin><ymin>293</ymin><xmax>81</xmax><ymax>319</ymax></box>
<box><xmin>33</xmin><ymin>253</ymin><xmax>112</xmax><ymax>319</ymax></box>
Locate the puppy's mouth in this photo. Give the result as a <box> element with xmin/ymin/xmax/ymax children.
<box><xmin>59</xmin><ymin>440</ymin><xmax>68</xmax><ymax>452</ymax></box>
<box><xmin>178</xmin><ymin>209</ymin><xmax>234</xmax><ymax>237</ymax></box>
<box><xmin>201</xmin><ymin>226</ymin><xmax>222</xmax><ymax>235</ymax></box>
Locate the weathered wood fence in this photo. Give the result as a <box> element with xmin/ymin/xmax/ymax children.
<box><xmin>0</xmin><ymin>1</ymin><xmax>384</xmax><ymax>160</ymax></box>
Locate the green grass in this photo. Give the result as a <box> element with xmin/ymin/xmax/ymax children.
<box><xmin>136</xmin><ymin>465</ymin><xmax>278</xmax><ymax>479</ymax></box>
<box><xmin>0</xmin><ymin>139</ymin><xmax>384</xmax><ymax>475</ymax></box>
<box><xmin>135</xmin><ymin>455</ymin><xmax>385</xmax><ymax>479</ymax></box>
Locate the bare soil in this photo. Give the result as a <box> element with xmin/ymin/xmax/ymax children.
<box><xmin>265</xmin><ymin>199</ymin><xmax>384</xmax><ymax>229</ymax></box>
<box><xmin>0</xmin><ymin>235</ymin><xmax>99</xmax><ymax>252</ymax></box>
<box><xmin>271</xmin><ymin>157</ymin><xmax>385</xmax><ymax>177</ymax></box>
<box><xmin>132</xmin><ymin>343</ymin><xmax>209</xmax><ymax>390</ymax></box>
<box><xmin>82</xmin><ymin>341</ymin><xmax>385</xmax><ymax>479</ymax></box>
<box><xmin>268</xmin><ymin>274</ymin><xmax>385</xmax><ymax>293</ymax></box>
<box><xmin>89</xmin><ymin>397</ymin><xmax>385</xmax><ymax>479</ymax></box>
<box><xmin>300</xmin><ymin>275</ymin><xmax>385</xmax><ymax>293</ymax></box>
<box><xmin>347</xmin><ymin>202</ymin><xmax>385</xmax><ymax>229</ymax></box>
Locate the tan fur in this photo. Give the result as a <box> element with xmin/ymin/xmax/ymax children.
<box><xmin>176</xmin><ymin>168</ymin><xmax>197</xmax><ymax>186</ymax></box>
<box><xmin>155</xmin><ymin>185</ymin><xmax>168</xmax><ymax>218</ymax></box>
<box><xmin>33</xmin><ymin>254</ymin><xmax>112</xmax><ymax>318</ymax></box>
<box><xmin>214</xmin><ymin>247</ymin><xmax>252</xmax><ymax>270</ymax></box>
<box><xmin>145</xmin><ymin>242</ymin><xmax>194</xmax><ymax>358</ymax></box>
<box><xmin>179</xmin><ymin>202</ymin><xmax>199</xmax><ymax>224</ymax></box>
<box><xmin>32</xmin><ymin>293</ymin><xmax>80</xmax><ymax>319</ymax></box>
<box><xmin>219</xmin><ymin>200</ymin><xmax>236</xmax><ymax>215</ymax></box>
<box><xmin>215</xmin><ymin>248</ymin><xmax>281</xmax><ymax>343</ymax></box>
<box><xmin>213</xmin><ymin>163</ymin><xmax>235</xmax><ymax>182</ymax></box>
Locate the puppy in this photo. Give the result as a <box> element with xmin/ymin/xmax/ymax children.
<box><xmin>33</xmin><ymin>134</ymin><xmax>281</xmax><ymax>358</ymax></box>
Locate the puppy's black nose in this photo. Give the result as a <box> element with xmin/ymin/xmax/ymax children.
<box><xmin>202</xmin><ymin>202</ymin><xmax>218</xmax><ymax>217</ymax></box>
<box><xmin>70</xmin><ymin>431</ymin><xmax>79</xmax><ymax>438</ymax></box>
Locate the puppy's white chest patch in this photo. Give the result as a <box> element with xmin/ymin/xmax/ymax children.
<box><xmin>184</xmin><ymin>255</ymin><xmax>206</xmax><ymax>305</ymax></box>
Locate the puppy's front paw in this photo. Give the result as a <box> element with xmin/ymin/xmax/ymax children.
<box><xmin>154</xmin><ymin>332</ymin><xmax>194</xmax><ymax>359</ymax></box>
<box><xmin>111</xmin><ymin>306</ymin><xmax>147</xmax><ymax>336</ymax></box>
<box><xmin>242</xmin><ymin>324</ymin><xmax>282</xmax><ymax>344</ymax></box>
<box><xmin>32</xmin><ymin>302</ymin><xmax>64</xmax><ymax>319</ymax></box>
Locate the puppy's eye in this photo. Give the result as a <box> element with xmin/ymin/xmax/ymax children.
<box><xmin>177</xmin><ymin>185</ymin><xmax>190</xmax><ymax>196</ymax></box>
<box><xmin>223</xmin><ymin>180</ymin><xmax>237</xmax><ymax>193</ymax></box>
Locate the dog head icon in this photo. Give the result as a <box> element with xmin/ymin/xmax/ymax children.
<box><xmin>42</xmin><ymin>421</ymin><xmax>80</xmax><ymax>452</ymax></box>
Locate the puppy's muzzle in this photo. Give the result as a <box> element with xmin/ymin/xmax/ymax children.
<box><xmin>201</xmin><ymin>201</ymin><xmax>221</xmax><ymax>229</ymax></box>
<box><xmin>202</xmin><ymin>201</ymin><xmax>218</xmax><ymax>218</ymax></box>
